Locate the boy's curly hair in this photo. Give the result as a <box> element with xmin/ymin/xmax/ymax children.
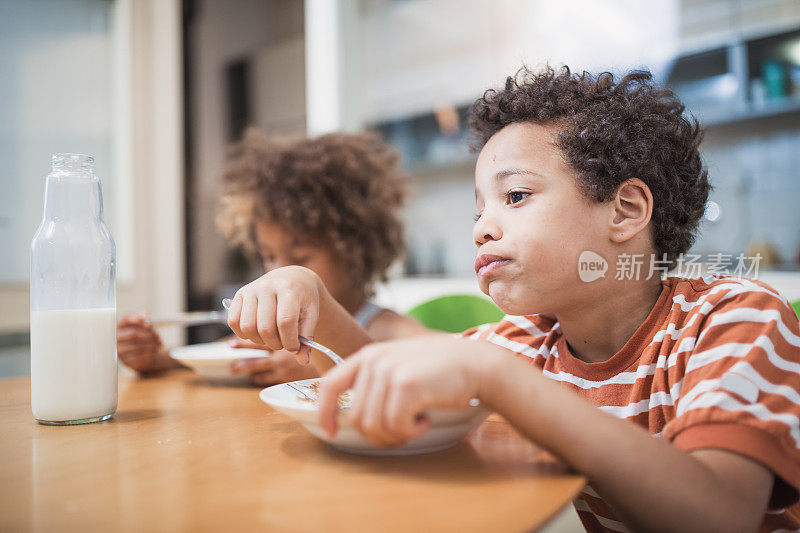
<box><xmin>217</xmin><ymin>128</ymin><xmax>408</xmax><ymax>292</ymax></box>
<box><xmin>470</xmin><ymin>66</ymin><xmax>710</xmax><ymax>266</ymax></box>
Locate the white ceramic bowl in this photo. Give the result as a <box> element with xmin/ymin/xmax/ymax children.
<box><xmin>259</xmin><ymin>378</ymin><xmax>490</xmax><ymax>455</ymax></box>
<box><xmin>170</xmin><ymin>342</ymin><xmax>267</xmax><ymax>384</ymax></box>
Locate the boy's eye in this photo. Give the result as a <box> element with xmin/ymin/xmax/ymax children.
<box><xmin>473</xmin><ymin>213</ymin><xmax>481</xmax><ymax>222</ymax></box>
<box><xmin>507</xmin><ymin>191</ymin><xmax>530</xmax><ymax>204</ymax></box>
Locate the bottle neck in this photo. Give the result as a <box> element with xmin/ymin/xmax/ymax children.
<box><xmin>43</xmin><ymin>154</ymin><xmax>103</xmax><ymax>221</ymax></box>
<box><xmin>51</xmin><ymin>153</ymin><xmax>95</xmax><ymax>174</ymax></box>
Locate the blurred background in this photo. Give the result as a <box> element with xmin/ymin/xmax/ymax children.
<box><xmin>2</xmin><ymin>0</ymin><xmax>800</xmax><ymax>369</ymax></box>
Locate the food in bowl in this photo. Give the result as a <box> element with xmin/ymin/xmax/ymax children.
<box><xmin>289</xmin><ymin>380</ymin><xmax>351</xmax><ymax>408</ymax></box>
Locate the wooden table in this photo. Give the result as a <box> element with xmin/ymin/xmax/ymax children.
<box><xmin>0</xmin><ymin>371</ymin><xmax>585</xmax><ymax>532</ymax></box>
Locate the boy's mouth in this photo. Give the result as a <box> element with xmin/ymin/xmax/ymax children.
<box><xmin>475</xmin><ymin>254</ymin><xmax>510</xmax><ymax>277</ymax></box>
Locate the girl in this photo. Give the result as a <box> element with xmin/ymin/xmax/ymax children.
<box><xmin>117</xmin><ymin>128</ymin><xmax>426</xmax><ymax>385</ymax></box>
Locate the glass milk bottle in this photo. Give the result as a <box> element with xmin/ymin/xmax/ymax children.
<box><xmin>30</xmin><ymin>153</ymin><xmax>117</xmax><ymax>425</ymax></box>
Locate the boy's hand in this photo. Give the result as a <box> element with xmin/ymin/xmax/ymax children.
<box><xmin>228</xmin><ymin>339</ymin><xmax>319</xmax><ymax>386</ymax></box>
<box><xmin>318</xmin><ymin>336</ymin><xmax>486</xmax><ymax>448</ymax></box>
<box><xmin>117</xmin><ymin>314</ymin><xmax>163</xmax><ymax>372</ymax></box>
<box><xmin>226</xmin><ymin>266</ymin><xmax>322</xmax><ymax>365</ymax></box>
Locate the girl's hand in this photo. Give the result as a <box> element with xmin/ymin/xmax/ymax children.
<box><xmin>117</xmin><ymin>314</ymin><xmax>163</xmax><ymax>372</ymax></box>
<box><xmin>318</xmin><ymin>335</ymin><xmax>487</xmax><ymax>448</ymax></box>
<box><xmin>226</xmin><ymin>266</ymin><xmax>323</xmax><ymax>364</ymax></box>
<box><xmin>228</xmin><ymin>339</ymin><xmax>319</xmax><ymax>386</ymax></box>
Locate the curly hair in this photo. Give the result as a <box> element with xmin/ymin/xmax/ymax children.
<box><xmin>216</xmin><ymin>128</ymin><xmax>408</xmax><ymax>292</ymax></box>
<box><xmin>470</xmin><ymin>66</ymin><xmax>711</xmax><ymax>266</ymax></box>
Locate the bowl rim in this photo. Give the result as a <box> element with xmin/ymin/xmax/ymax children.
<box><xmin>170</xmin><ymin>341</ymin><xmax>269</xmax><ymax>362</ymax></box>
<box><xmin>259</xmin><ymin>378</ymin><xmax>489</xmax><ymax>419</ymax></box>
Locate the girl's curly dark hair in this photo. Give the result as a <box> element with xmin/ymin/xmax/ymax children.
<box><xmin>217</xmin><ymin>128</ymin><xmax>408</xmax><ymax>292</ymax></box>
<box><xmin>470</xmin><ymin>66</ymin><xmax>711</xmax><ymax>266</ymax></box>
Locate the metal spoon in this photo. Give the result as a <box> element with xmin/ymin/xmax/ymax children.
<box><xmin>222</xmin><ymin>298</ymin><xmax>344</xmax><ymax>366</ymax></box>
<box><xmin>148</xmin><ymin>310</ymin><xmax>227</xmax><ymax>327</ymax></box>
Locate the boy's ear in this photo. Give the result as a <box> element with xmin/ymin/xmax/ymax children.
<box><xmin>609</xmin><ymin>178</ymin><xmax>653</xmax><ymax>243</ymax></box>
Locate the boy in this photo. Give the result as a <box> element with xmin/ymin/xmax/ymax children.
<box><xmin>226</xmin><ymin>67</ymin><xmax>800</xmax><ymax>531</ymax></box>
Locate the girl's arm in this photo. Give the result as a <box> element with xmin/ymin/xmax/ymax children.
<box><xmin>367</xmin><ymin>310</ymin><xmax>429</xmax><ymax>342</ymax></box>
<box><xmin>226</xmin><ymin>266</ymin><xmax>372</xmax><ymax>374</ymax></box>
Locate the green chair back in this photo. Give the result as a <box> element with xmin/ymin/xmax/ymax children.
<box><xmin>406</xmin><ymin>294</ymin><xmax>505</xmax><ymax>333</ymax></box>
<box><xmin>792</xmin><ymin>300</ymin><xmax>800</xmax><ymax>322</ymax></box>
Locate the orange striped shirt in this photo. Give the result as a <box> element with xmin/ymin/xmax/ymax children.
<box><xmin>465</xmin><ymin>276</ymin><xmax>800</xmax><ymax>532</ymax></box>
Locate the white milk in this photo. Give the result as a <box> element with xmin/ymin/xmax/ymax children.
<box><xmin>30</xmin><ymin>308</ymin><xmax>118</xmax><ymax>422</ymax></box>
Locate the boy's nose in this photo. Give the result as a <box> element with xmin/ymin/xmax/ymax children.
<box><xmin>473</xmin><ymin>215</ymin><xmax>502</xmax><ymax>246</ymax></box>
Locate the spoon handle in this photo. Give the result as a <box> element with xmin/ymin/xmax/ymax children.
<box><xmin>299</xmin><ymin>336</ymin><xmax>345</xmax><ymax>366</ymax></box>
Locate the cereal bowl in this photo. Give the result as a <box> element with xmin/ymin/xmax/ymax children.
<box><xmin>170</xmin><ymin>342</ymin><xmax>267</xmax><ymax>384</ymax></box>
<box><xmin>259</xmin><ymin>378</ymin><xmax>490</xmax><ymax>455</ymax></box>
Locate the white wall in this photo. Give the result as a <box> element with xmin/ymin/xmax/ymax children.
<box><xmin>355</xmin><ymin>0</ymin><xmax>680</xmax><ymax>123</ymax></box>
<box><xmin>402</xmin><ymin>164</ymin><xmax>479</xmax><ymax>277</ymax></box>
<box><xmin>0</xmin><ymin>0</ymin><xmax>185</xmax><ymax>335</ymax></box>
<box><xmin>0</xmin><ymin>1</ymin><xmax>115</xmax><ymax>286</ymax></box>
<box><xmin>695</xmin><ymin>115</ymin><xmax>800</xmax><ymax>264</ymax></box>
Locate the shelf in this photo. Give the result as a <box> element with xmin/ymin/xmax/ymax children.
<box><xmin>371</xmin><ymin>105</ymin><xmax>474</xmax><ymax>173</ymax></box>
<box><xmin>700</xmin><ymin>97</ymin><xmax>800</xmax><ymax>127</ymax></box>
<box><xmin>666</xmin><ymin>27</ymin><xmax>800</xmax><ymax>130</ymax></box>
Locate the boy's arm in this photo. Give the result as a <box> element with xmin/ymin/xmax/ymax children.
<box><xmin>479</xmin><ymin>350</ymin><xmax>774</xmax><ymax>533</ymax></box>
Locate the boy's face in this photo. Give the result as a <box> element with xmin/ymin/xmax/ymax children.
<box><xmin>253</xmin><ymin>220</ymin><xmax>349</xmax><ymax>303</ymax></box>
<box><xmin>473</xmin><ymin>122</ymin><xmax>612</xmax><ymax>315</ymax></box>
